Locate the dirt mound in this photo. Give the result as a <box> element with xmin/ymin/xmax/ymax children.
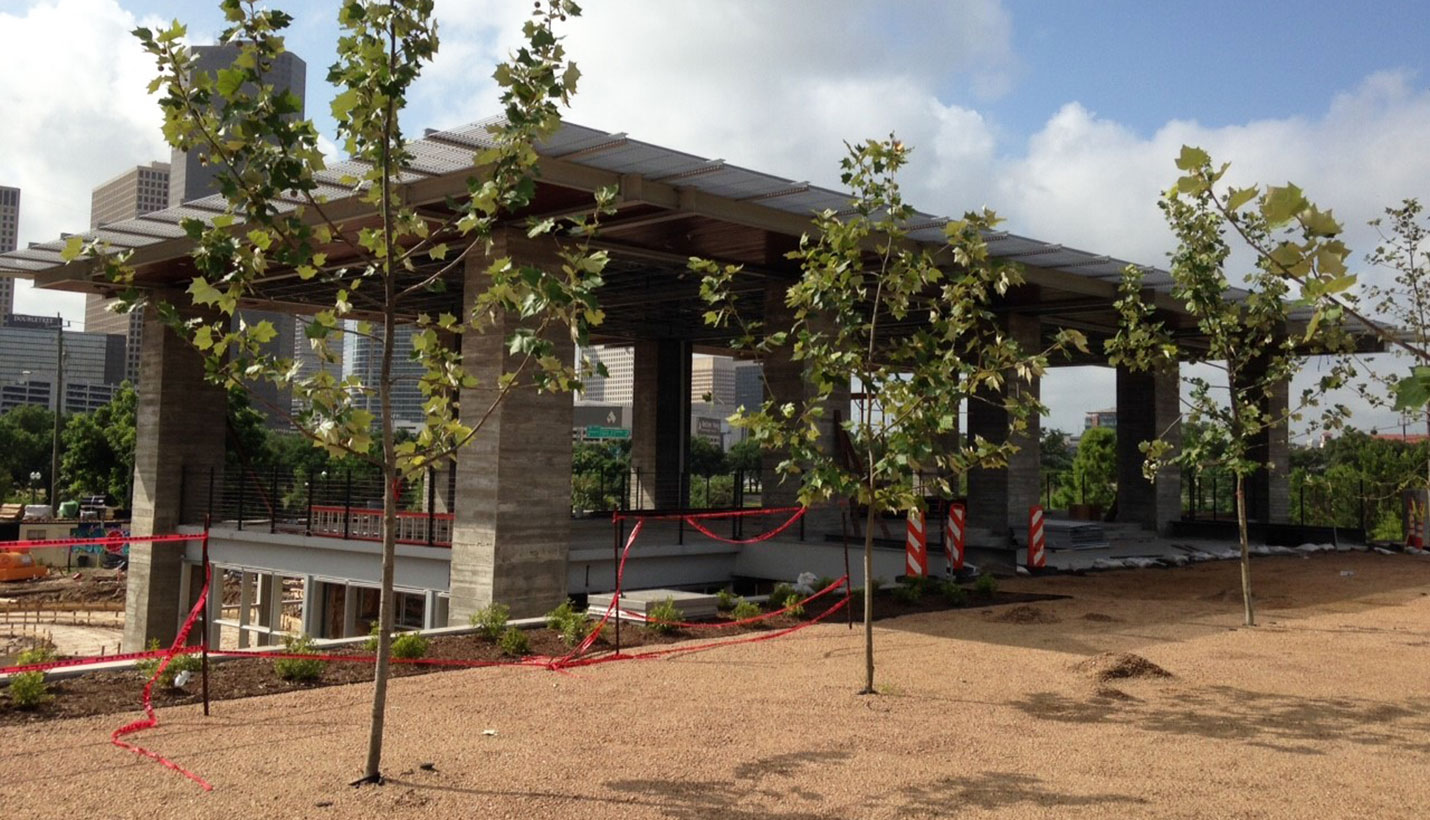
<box><xmin>1075</xmin><ymin>652</ymin><xmax>1172</xmax><ymax>682</ymax></box>
<box><xmin>991</xmin><ymin>605</ymin><xmax>1060</xmax><ymax>624</ymax></box>
<box><xmin>1081</xmin><ymin>612</ymin><xmax>1120</xmax><ymax>622</ymax></box>
<box><xmin>1091</xmin><ymin>685</ymin><xmax>1135</xmax><ymax>701</ymax></box>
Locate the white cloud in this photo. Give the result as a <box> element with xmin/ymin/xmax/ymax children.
<box><xmin>0</xmin><ymin>0</ymin><xmax>168</xmax><ymax>322</ymax></box>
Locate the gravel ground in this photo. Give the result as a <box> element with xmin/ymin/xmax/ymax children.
<box><xmin>4</xmin><ymin>550</ymin><xmax>1430</xmax><ymax>819</ymax></box>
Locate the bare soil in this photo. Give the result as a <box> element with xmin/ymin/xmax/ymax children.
<box><xmin>3</xmin><ymin>550</ymin><xmax>1430</xmax><ymax>818</ymax></box>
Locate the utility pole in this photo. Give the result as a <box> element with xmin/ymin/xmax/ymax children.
<box><xmin>50</xmin><ymin>312</ymin><xmax>63</xmax><ymax>510</ymax></box>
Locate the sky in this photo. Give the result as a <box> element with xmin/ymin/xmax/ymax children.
<box><xmin>0</xmin><ymin>0</ymin><xmax>1427</xmax><ymax>435</ymax></box>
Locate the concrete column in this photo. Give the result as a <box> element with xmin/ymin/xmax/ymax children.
<box><xmin>630</xmin><ymin>339</ymin><xmax>691</xmax><ymax>509</ymax></box>
<box><xmin>966</xmin><ymin>313</ymin><xmax>1042</xmax><ymax>540</ymax></box>
<box><xmin>1116</xmin><ymin>364</ymin><xmax>1183</xmax><ymax>533</ymax></box>
<box><xmin>760</xmin><ymin>282</ymin><xmax>849</xmax><ymax>535</ymax></box>
<box><xmin>447</xmin><ymin>230</ymin><xmax>575</xmax><ymax>623</ymax></box>
<box><xmin>1238</xmin><ymin>368</ymin><xmax>1291</xmax><ymax>524</ymax></box>
<box><xmin>123</xmin><ymin>303</ymin><xmax>227</xmax><ymax>651</ymax></box>
<box><xmin>300</xmin><ymin>575</ymin><xmax>321</xmax><ymax>637</ymax></box>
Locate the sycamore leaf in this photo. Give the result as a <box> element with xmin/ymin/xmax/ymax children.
<box><xmin>1393</xmin><ymin>368</ymin><xmax>1430</xmax><ymax>411</ymax></box>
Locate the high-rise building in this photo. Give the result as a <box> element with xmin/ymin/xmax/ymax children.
<box><xmin>0</xmin><ymin>321</ymin><xmax>127</xmax><ymax>414</ymax></box>
<box><xmin>169</xmin><ymin>45</ymin><xmax>307</xmax><ymax>207</ymax></box>
<box><xmin>87</xmin><ymin>163</ymin><xmax>171</xmax><ymax>383</ymax></box>
<box><xmin>348</xmin><ymin>324</ymin><xmax>426</xmax><ymax>431</ymax></box>
<box><xmin>578</xmin><ymin>345</ymin><xmax>634</xmax><ymax>405</ymax></box>
<box><xmin>0</xmin><ymin>186</ymin><xmax>19</xmax><ymax>321</ymax></box>
<box><xmin>164</xmin><ymin>44</ymin><xmax>307</xmax><ymax>426</ymax></box>
<box><xmin>734</xmin><ymin>360</ymin><xmax>764</xmax><ymax>411</ymax></box>
<box><xmin>290</xmin><ymin>316</ymin><xmax>345</xmax><ymax>417</ymax></box>
<box><xmin>690</xmin><ymin>355</ymin><xmax>735</xmax><ymax>406</ymax></box>
<box><xmin>91</xmin><ymin>162</ymin><xmax>170</xmax><ymax>230</ymax></box>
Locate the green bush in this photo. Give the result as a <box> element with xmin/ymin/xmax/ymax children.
<box><xmin>891</xmin><ymin>583</ymin><xmax>923</xmax><ymax>605</ymax></box>
<box><xmin>470</xmin><ymin>602</ymin><xmax>510</xmax><ymax>641</ymax></box>
<box><xmin>645</xmin><ymin>596</ymin><xmax>682</xmax><ymax>634</ymax></box>
<box><xmin>274</xmin><ymin>634</ymin><xmax>325</xmax><ymax>682</ymax></box>
<box><xmin>134</xmin><ymin>637</ymin><xmax>201</xmax><ymax>687</ymax></box>
<box><xmin>939</xmin><ymin>580</ymin><xmax>968</xmax><ymax>607</ymax></box>
<box><xmin>768</xmin><ymin>583</ymin><xmax>797</xmax><ymax>610</ymax></box>
<box><xmin>16</xmin><ymin>644</ymin><xmax>56</xmax><ymax>666</ymax></box>
<box><xmin>546</xmin><ymin>599</ymin><xmax>592</xmax><ymax>647</ymax></box>
<box><xmin>974</xmin><ymin>573</ymin><xmax>998</xmax><ymax>598</ymax></box>
<box><xmin>813</xmin><ymin>576</ymin><xmax>838</xmax><ymax>594</ymax></box>
<box><xmin>363</xmin><ymin>621</ymin><xmax>382</xmax><ymax>652</ymax></box>
<box><xmin>498</xmin><ymin>627</ymin><xmax>530</xmax><ymax>657</ymax></box>
<box><xmin>391</xmin><ymin>631</ymin><xmax>429</xmax><ymax>660</ymax></box>
<box><xmin>731</xmin><ymin>599</ymin><xmax>762</xmax><ymax>621</ymax></box>
<box><xmin>7</xmin><ymin>671</ymin><xmax>49</xmax><ymax>709</ymax></box>
<box><xmin>870</xmin><ymin>577</ymin><xmax>889</xmax><ymax>596</ymax></box>
<box><xmin>715</xmin><ymin>588</ymin><xmax>738</xmax><ymax>611</ymax></box>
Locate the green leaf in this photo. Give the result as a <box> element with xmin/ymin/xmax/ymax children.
<box><xmin>216</xmin><ymin>68</ymin><xmax>245</xmax><ymax>97</ymax></box>
<box><xmin>1393</xmin><ymin>368</ymin><xmax>1430</xmax><ymax>411</ymax></box>
<box><xmin>1261</xmin><ymin>184</ymin><xmax>1307</xmax><ymax>226</ymax></box>
<box><xmin>60</xmin><ymin>236</ymin><xmax>85</xmax><ymax>262</ymax></box>
<box><xmin>1175</xmin><ymin>145</ymin><xmax>1209</xmax><ymax>171</ymax></box>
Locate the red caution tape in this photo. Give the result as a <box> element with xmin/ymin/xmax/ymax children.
<box><xmin>110</xmin><ymin>557</ymin><xmax>214</xmax><ymax>791</ymax></box>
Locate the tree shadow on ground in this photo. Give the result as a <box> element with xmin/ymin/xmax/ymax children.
<box><xmin>889</xmin><ymin>771</ymin><xmax>1148</xmax><ymax>816</ymax></box>
<box><xmin>1013</xmin><ymin>686</ymin><xmax>1430</xmax><ymax>755</ymax></box>
<box><xmin>604</xmin><ymin>749</ymin><xmax>852</xmax><ymax>820</ymax></box>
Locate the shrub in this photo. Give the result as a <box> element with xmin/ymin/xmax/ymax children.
<box><xmin>8</xmin><ymin>671</ymin><xmax>49</xmax><ymax>709</ymax></box>
<box><xmin>134</xmin><ymin>637</ymin><xmax>201</xmax><ymax>687</ymax></box>
<box><xmin>891</xmin><ymin>583</ymin><xmax>923</xmax><ymax>605</ymax></box>
<box><xmin>645</xmin><ymin>596</ymin><xmax>682</xmax><ymax>634</ymax></box>
<box><xmin>783</xmin><ymin>598</ymin><xmax>805</xmax><ymax>618</ymax></box>
<box><xmin>715</xmin><ymin>588</ymin><xmax>738</xmax><ymax>611</ymax></box>
<box><xmin>545</xmin><ymin>599</ymin><xmax>592</xmax><ymax>647</ymax></box>
<box><xmin>363</xmin><ymin>621</ymin><xmax>382</xmax><ymax>652</ymax></box>
<box><xmin>16</xmin><ymin>644</ymin><xmax>56</xmax><ymax>666</ymax></box>
<box><xmin>470</xmin><ymin>602</ymin><xmax>510</xmax><ymax>641</ymax></box>
<box><xmin>498</xmin><ymin>627</ymin><xmax>530</xmax><ymax>657</ymax></box>
<box><xmin>870</xmin><ymin>577</ymin><xmax>889</xmax><ymax>596</ymax></box>
<box><xmin>906</xmin><ymin>575</ymin><xmax>932</xmax><ymax>596</ymax></box>
<box><xmin>939</xmin><ymin>580</ymin><xmax>968</xmax><ymax>607</ymax></box>
<box><xmin>731</xmin><ymin>599</ymin><xmax>762</xmax><ymax>621</ymax></box>
<box><xmin>768</xmin><ymin>583</ymin><xmax>797</xmax><ymax>610</ymax></box>
<box><xmin>974</xmin><ymin>573</ymin><xmax>998</xmax><ymax>598</ymax></box>
<box><xmin>391</xmin><ymin>631</ymin><xmax>429</xmax><ymax>660</ymax></box>
<box><xmin>813</xmin><ymin>576</ymin><xmax>838</xmax><ymax>594</ymax></box>
<box><xmin>274</xmin><ymin>634</ymin><xmax>325</xmax><ymax>682</ymax></box>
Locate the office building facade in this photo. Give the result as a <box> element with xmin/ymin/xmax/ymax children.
<box><xmin>0</xmin><ymin>186</ymin><xmax>18</xmax><ymax>320</ymax></box>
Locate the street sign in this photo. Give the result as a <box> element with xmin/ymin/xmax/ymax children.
<box><xmin>585</xmin><ymin>425</ymin><xmax>630</xmax><ymax>440</ymax></box>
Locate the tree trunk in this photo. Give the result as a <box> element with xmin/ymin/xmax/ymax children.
<box><xmin>860</xmin><ymin>500</ymin><xmax>877</xmax><ymax>694</ymax></box>
<box><xmin>1236</xmin><ymin>473</ymin><xmax>1255</xmax><ymax>627</ymax></box>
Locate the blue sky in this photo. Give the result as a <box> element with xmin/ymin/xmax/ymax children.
<box><xmin>0</xmin><ymin>0</ymin><xmax>1426</xmax><ymax>434</ymax></box>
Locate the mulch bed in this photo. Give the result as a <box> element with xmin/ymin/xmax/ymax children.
<box><xmin>0</xmin><ymin>586</ymin><xmax>1054</xmax><ymax>726</ymax></box>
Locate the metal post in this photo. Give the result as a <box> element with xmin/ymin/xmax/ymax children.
<box><xmin>305</xmin><ymin>473</ymin><xmax>314</xmax><ymax>537</ymax></box>
<box><xmin>237</xmin><ymin>466</ymin><xmax>246</xmax><ymax>531</ymax></box>
<box><xmin>842</xmin><ymin>508</ymin><xmax>852</xmax><ymax>630</ymax></box>
<box><xmin>201</xmin><ymin>513</ymin><xmax>211</xmax><ymax>717</ymax></box>
<box><xmin>614</xmin><ymin>517</ymin><xmax>623</xmax><ymax>655</ymax></box>
<box><xmin>426</xmin><ymin>465</ymin><xmax>436</xmax><ymax>546</ymax></box>
<box><xmin>269</xmin><ymin>466</ymin><xmax>279</xmax><ymax>534</ymax></box>
<box><xmin>343</xmin><ymin>470</ymin><xmax>352</xmax><ymax>540</ymax></box>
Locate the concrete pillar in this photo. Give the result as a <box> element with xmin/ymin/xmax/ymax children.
<box><xmin>760</xmin><ymin>282</ymin><xmax>850</xmax><ymax>536</ymax></box>
<box><xmin>300</xmin><ymin>575</ymin><xmax>321</xmax><ymax>637</ymax></box>
<box><xmin>1237</xmin><ymin>367</ymin><xmax>1291</xmax><ymax>524</ymax></box>
<box><xmin>630</xmin><ymin>339</ymin><xmax>691</xmax><ymax>509</ymax></box>
<box><xmin>966</xmin><ymin>313</ymin><xmax>1042</xmax><ymax>540</ymax></box>
<box><xmin>123</xmin><ymin>303</ymin><xmax>227</xmax><ymax>651</ymax></box>
<box><xmin>1116</xmin><ymin>364</ymin><xmax>1182</xmax><ymax>533</ymax></box>
<box><xmin>447</xmin><ymin>230</ymin><xmax>575</xmax><ymax>623</ymax></box>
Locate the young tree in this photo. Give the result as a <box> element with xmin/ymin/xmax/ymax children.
<box><xmin>1109</xmin><ymin>147</ymin><xmax>1352</xmax><ymax>627</ymax></box>
<box><xmin>699</xmin><ymin>137</ymin><xmax>1085</xmax><ymax>693</ymax></box>
<box><xmin>60</xmin><ymin>383</ymin><xmax>137</xmax><ymax>504</ymax></box>
<box><xmin>1057</xmin><ymin>426</ymin><xmax>1116</xmax><ymax>511</ymax></box>
<box><xmin>69</xmin><ymin>0</ymin><xmax>607</xmax><ymax>785</ymax></box>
